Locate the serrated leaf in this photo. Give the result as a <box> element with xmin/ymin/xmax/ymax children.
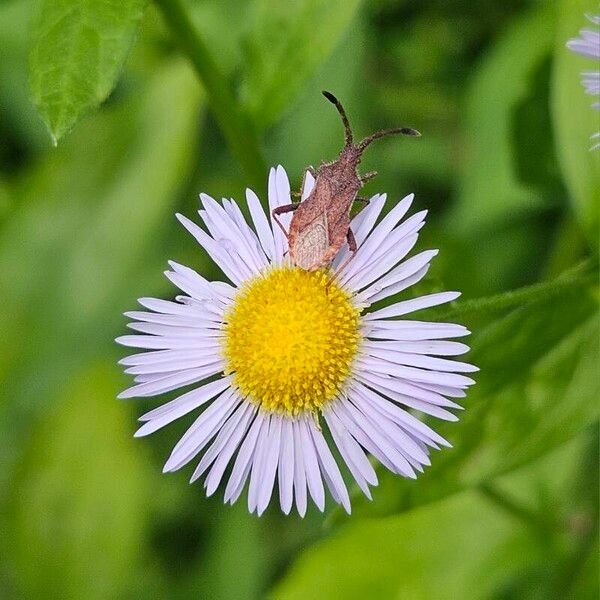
<box><xmin>29</xmin><ymin>0</ymin><xmax>147</xmax><ymax>143</ymax></box>
<box><xmin>551</xmin><ymin>0</ymin><xmax>600</xmax><ymax>248</ymax></box>
<box><xmin>240</xmin><ymin>0</ymin><xmax>360</xmax><ymax>130</ymax></box>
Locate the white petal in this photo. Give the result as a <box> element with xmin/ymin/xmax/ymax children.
<box><xmin>268</xmin><ymin>166</ymin><xmax>291</xmax><ymax>262</ymax></box>
<box><xmin>135</xmin><ymin>378</ymin><xmax>230</xmax><ymax>434</ymax></box>
<box><xmin>361</xmin><ymin>346</ymin><xmax>477</xmax><ymax>373</ymax></box>
<box><xmin>323</xmin><ymin>407</ymin><xmax>376</xmax><ymax>499</ymax></box>
<box><xmin>124</xmin><ymin>311</ymin><xmax>219</xmax><ymax>328</ymax></box>
<box><xmin>361</xmin><ymin>339</ymin><xmax>470</xmax><ymax>356</ymax></box>
<box><xmin>165</xmin><ymin>260</ymin><xmax>221</xmax><ymax>301</ymax></box>
<box><xmin>116</xmin><ymin>335</ymin><xmax>222</xmax><ymax>350</ymax></box>
<box><xmin>357</xmin><ymin>368</ymin><xmax>464</xmax><ymax>407</ymax></box>
<box><xmin>224</xmin><ymin>411</ymin><xmax>266</xmax><ymax>503</ymax></box>
<box><xmin>357</xmin><ymin>356</ymin><xmax>475</xmax><ymax>387</ymax></box>
<box><xmin>331</xmin><ymin>401</ymin><xmax>397</xmax><ymax>473</ymax></box>
<box><xmin>337</xmin><ymin>398</ymin><xmax>416</xmax><ymax>478</ymax></box>
<box><xmin>333</xmin><ymin>193</ymin><xmax>385</xmax><ymax>268</ymax></box>
<box><xmin>343</xmin><ymin>210</ymin><xmax>426</xmax><ymax>290</ymax></box>
<box><xmin>352</xmin><ymin>194</ymin><xmax>386</xmax><ymax>246</ymax></box>
<box><xmin>350</xmin><ymin>389</ymin><xmax>430</xmax><ymax>465</ymax></box>
<box><xmin>248</xmin><ymin>413</ymin><xmax>272</xmax><ymax>513</ymax></box>
<box><xmin>307</xmin><ymin>417</ymin><xmax>351</xmax><ymax>513</ymax></box>
<box><xmin>118</xmin><ymin>362</ymin><xmax>223</xmax><ymax>399</ymax></box>
<box><xmin>196</xmin><ymin>402</ymin><xmax>256</xmax><ymax>495</ymax></box>
<box><xmin>176</xmin><ymin>213</ymin><xmax>247</xmax><ymax>285</ymax></box>
<box><xmin>345</xmin><ymin>229</ymin><xmax>421</xmax><ymax>293</ymax></box>
<box><xmin>278</xmin><ymin>418</ymin><xmax>295</xmax><ymax>514</ymax></box>
<box><xmin>257</xmin><ymin>415</ymin><xmax>283</xmax><ymax>515</ymax></box>
<box><xmin>353</xmin><ymin>382</ymin><xmax>450</xmax><ymax>448</ymax></box>
<box><xmin>299</xmin><ymin>419</ymin><xmax>325</xmax><ymax>511</ymax></box>
<box><xmin>342</xmin><ymin>194</ymin><xmax>414</xmax><ymax>282</ymax></box>
<box><xmin>137</xmin><ymin>297</ymin><xmax>204</xmax><ymax>317</ymax></box>
<box><xmin>126</xmin><ymin>322</ymin><xmax>222</xmax><ymax>338</ymax></box>
<box><xmin>200</xmin><ymin>194</ymin><xmax>266</xmax><ymax>273</ymax></box>
<box><xmin>359</xmin><ymin>249</ymin><xmax>438</xmax><ymax>303</ymax></box>
<box><xmin>364</xmin><ymin>291</ymin><xmax>461</xmax><ymax>321</ymax></box>
<box><xmin>358</xmin><ymin>372</ymin><xmax>459</xmax><ymax>421</ymax></box>
<box><xmin>246</xmin><ymin>188</ymin><xmax>275</xmax><ymax>260</ymax></box>
<box><xmin>162</xmin><ymin>389</ymin><xmax>240</xmax><ymax>472</ymax></box>
<box><xmin>301</xmin><ymin>169</ymin><xmax>316</xmax><ymax>200</ymax></box>
<box><xmin>292</xmin><ymin>421</ymin><xmax>308</xmax><ymax>517</ymax></box>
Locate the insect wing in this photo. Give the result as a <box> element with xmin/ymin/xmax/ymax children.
<box><xmin>293</xmin><ymin>212</ymin><xmax>329</xmax><ymax>270</ymax></box>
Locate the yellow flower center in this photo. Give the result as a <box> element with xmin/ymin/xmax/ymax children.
<box><xmin>223</xmin><ymin>267</ymin><xmax>360</xmax><ymax>415</ymax></box>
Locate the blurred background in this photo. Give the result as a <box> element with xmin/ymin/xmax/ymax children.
<box><xmin>0</xmin><ymin>0</ymin><xmax>598</xmax><ymax>598</ymax></box>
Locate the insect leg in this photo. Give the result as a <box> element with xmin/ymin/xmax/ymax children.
<box><xmin>360</xmin><ymin>170</ymin><xmax>377</xmax><ymax>183</ymax></box>
<box><xmin>271</xmin><ymin>203</ymin><xmax>300</xmax><ymax>238</ymax></box>
<box><xmin>351</xmin><ymin>196</ymin><xmax>370</xmax><ymax>218</ymax></box>
<box><xmin>328</xmin><ymin>228</ymin><xmax>359</xmax><ymax>286</ymax></box>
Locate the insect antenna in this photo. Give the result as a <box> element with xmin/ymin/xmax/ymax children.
<box><xmin>322</xmin><ymin>90</ymin><xmax>354</xmax><ymax>147</ymax></box>
<box><xmin>357</xmin><ymin>127</ymin><xmax>421</xmax><ymax>154</ymax></box>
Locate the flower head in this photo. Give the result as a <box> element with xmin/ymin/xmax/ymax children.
<box><xmin>567</xmin><ymin>13</ymin><xmax>600</xmax><ymax>149</ymax></box>
<box><xmin>117</xmin><ymin>166</ymin><xmax>476</xmax><ymax>516</ymax></box>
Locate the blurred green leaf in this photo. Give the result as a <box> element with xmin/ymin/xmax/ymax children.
<box><xmin>338</xmin><ymin>280</ymin><xmax>599</xmax><ymax>521</ymax></box>
<box><xmin>7</xmin><ymin>363</ymin><xmax>152</xmax><ymax>600</ymax></box>
<box><xmin>277</xmin><ymin>432</ymin><xmax>598</xmax><ymax>599</ymax></box>
<box><xmin>63</xmin><ymin>58</ymin><xmax>204</xmax><ymax>324</ymax></box>
<box><xmin>0</xmin><ymin>57</ymin><xmax>203</xmax><ymax>494</ymax></box>
<box><xmin>551</xmin><ymin>0</ymin><xmax>600</xmax><ymax>248</ymax></box>
<box><xmin>240</xmin><ymin>0</ymin><xmax>360</xmax><ymax>130</ymax></box>
<box><xmin>29</xmin><ymin>0</ymin><xmax>147</xmax><ymax>143</ymax></box>
<box><xmin>272</xmin><ymin>491</ymin><xmax>544</xmax><ymax>599</ymax></box>
<box><xmin>451</xmin><ymin>6</ymin><xmax>555</xmax><ymax>234</ymax></box>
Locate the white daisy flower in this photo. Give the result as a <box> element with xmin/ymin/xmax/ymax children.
<box><xmin>567</xmin><ymin>13</ymin><xmax>600</xmax><ymax>149</ymax></box>
<box><xmin>117</xmin><ymin>166</ymin><xmax>476</xmax><ymax>516</ymax></box>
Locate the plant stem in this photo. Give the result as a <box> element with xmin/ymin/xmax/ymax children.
<box><xmin>438</xmin><ymin>259</ymin><xmax>598</xmax><ymax>321</ymax></box>
<box><xmin>153</xmin><ymin>0</ymin><xmax>267</xmax><ymax>192</ymax></box>
<box><xmin>479</xmin><ymin>481</ymin><xmax>553</xmax><ymax>539</ymax></box>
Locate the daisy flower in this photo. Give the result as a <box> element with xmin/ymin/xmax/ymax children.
<box><xmin>117</xmin><ymin>166</ymin><xmax>476</xmax><ymax>516</ymax></box>
<box><xmin>567</xmin><ymin>13</ymin><xmax>600</xmax><ymax>149</ymax></box>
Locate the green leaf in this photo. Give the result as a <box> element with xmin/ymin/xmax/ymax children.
<box><xmin>240</xmin><ymin>0</ymin><xmax>360</xmax><ymax>130</ymax></box>
<box><xmin>0</xmin><ymin>58</ymin><xmax>203</xmax><ymax>491</ymax></box>
<box><xmin>336</xmin><ymin>281</ymin><xmax>599</xmax><ymax>522</ymax></box>
<box><xmin>7</xmin><ymin>363</ymin><xmax>152</xmax><ymax>600</ymax></box>
<box><xmin>272</xmin><ymin>491</ymin><xmax>544</xmax><ymax>600</ymax></box>
<box><xmin>551</xmin><ymin>0</ymin><xmax>600</xmax><ymax>247</ymax></box>
<box><xmin>451</xmin><ymin>6</ymin><xmax>555</xmax><ymax>235</ymax></box>
<box><xmin>29</xmin><ymin>0</ymin><xmax>147</xmax><ymax>143</ymax></box>
<box><xmin>275</xmin><ymin>435</ymin><xmax>597</xmax><ymax>599</ymax></box>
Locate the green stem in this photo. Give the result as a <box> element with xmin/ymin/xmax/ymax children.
<box><xmin>479</xmin><ymin>481</ymin><xmax>553</xmax><ymax>539</ymax></box>
<box><xmin>438</xmin><ymin>259</ymin><xmax>598</xmax><ymax>321</ymax></box>
<box><xmin>153</xmin><ymin>0</ymin><xmax>267</xmax><ymax>191</ymax></box>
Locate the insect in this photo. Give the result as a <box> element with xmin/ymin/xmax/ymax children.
<box><xmin>272</xmin><ymin>91</ymin><xmax>420</xmax><ymax>272</ymax></box>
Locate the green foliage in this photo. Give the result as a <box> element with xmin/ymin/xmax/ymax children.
<box><xmin>1</xmin><ymin>0</ymin><xmax>598</xmax><ymax>598</ymax></box>
<box><xmin>7</xmin><ymin>364</ymin><xmax>152</xmax><ymax>600</ymax></box>
<box><xmin>240</xmin><ymin>0</ymin><xmax>361</xmax><ymax>129</ymax></box>
<box><xmin>452</xmin><ymin>5</ymin><xmax>555</xmax><ymax>235</ymax></box>
<box><xmin>334</xmin><ymin>273</ymin><xmax>599</xmax><ymax>521</ymax></box>
<box><xmin>274</xmin><ymin>436</ymin><xmax>598</xmax><ymax>598</ymax></box>
<box><xmin>29</xmin><ymin>0</ymin><xmax>147</xmax><ymax>143</ymax></box>
<box><xmin>551</xmin><ymin>0</ymin><xmax>600</xmax><ymax>248</ymax></box>
<box><xmin>273</xmin><ymin>491</ymin><xmax>544</xmax><ymax>599</ymax></box>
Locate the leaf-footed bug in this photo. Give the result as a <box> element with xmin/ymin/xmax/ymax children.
<box><xmin>272</xmin><ymin>91</ymin><xmax>420</xmax><ymax>273</ymax></box>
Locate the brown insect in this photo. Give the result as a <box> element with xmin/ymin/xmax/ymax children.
<box><xmin>272</xmin><ymin>91</ymin><xmax>420</xmax><ymax>272</ymax></box>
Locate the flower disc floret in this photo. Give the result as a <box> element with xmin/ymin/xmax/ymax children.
<box><xmin>223</xmin><ymin>267</ymin><xmax>360</xmax><ymax>415</ymax></box>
